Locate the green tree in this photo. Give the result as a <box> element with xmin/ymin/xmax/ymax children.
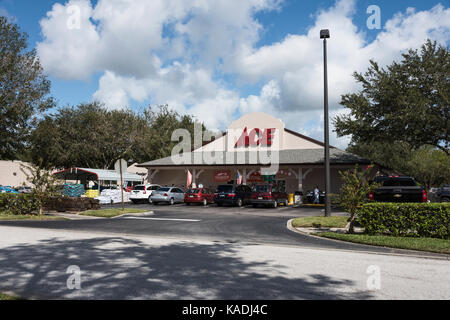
<box><xmin>335</xmin><ymin>40</ymin><xmax>449</xmax><ymax>154</ymax></box>
<box><xmin>136</xmin><ymin>105</ymin><xmax>207</xmax><ymax>162</ymax></box>
<box><xmin>20</xmin><ymin>163</ymin><xmax>59</xmax><ymax>216</ymax></box>
<box><xmin>30</xmin><ymin>102</ymin><xmax>149</xmax><ymax>169</ymax></box>
<box><xmin>0</xmin><ymin>17</ymin><xmax>54</xmax><ymax>160</ymax></box>
<box><xmin>405</xmin><ymin>146</ymin><xmax>450</xmax><ymax>189</ymax></box>
<box><xmin>339</xmin><ymin>165</ymin><xmax>380</xmax><ymax>234</ymax></box>
<box><xmin>346</xmin><ymin>141</ymin><xmax>413</xmax><ymax>175</ymax></box>
<box><xmin>30</xmin><ymin>103</ymin><xmax>206</xmax><ymax>169</ymax></box>
<box><xmin>347</xmin><ymin>142</ymin><xmax>449</xmax><ymax>189</ymax></box>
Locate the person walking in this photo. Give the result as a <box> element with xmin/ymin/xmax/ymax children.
<box><xmin>314</xmin><ymin>186</ymin><xmax>320</xmax><ymax>204</ymax></box>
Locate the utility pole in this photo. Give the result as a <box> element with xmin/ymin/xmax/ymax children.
<box><xmin>320</xmin><ymin>29</ymin><xmax>331</xmax><ymax>217</ymax></box>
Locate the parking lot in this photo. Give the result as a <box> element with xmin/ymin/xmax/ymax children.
<box><xmin>0</xmin><ymin>202</ymin><xmax>410</xmax><ymax>255</ymax></box>
<box><xmin>119</xmin><ymin>201</ymin><xmax>341</xmax><ymax>217</ymax></box>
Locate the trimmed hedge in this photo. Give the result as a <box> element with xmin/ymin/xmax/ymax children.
<box><xmin>357</xmin><ymin>203</ymin><xmax>450</xmax><ymax>239</ymax></box>
<box><xmin>0</xmin><ymin>193</ymin><xmax>39</xmax><ymax>215</ymax></box>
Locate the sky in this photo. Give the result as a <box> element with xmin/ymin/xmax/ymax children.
<box><xmin>1</xmin><ymin>0</ymin><xmax>449</xmax><ymax>149</ymax></box>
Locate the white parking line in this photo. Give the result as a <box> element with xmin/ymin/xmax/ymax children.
<box><xmin>124</xmin><ymin>217</ymin><xmax>201</xmax><ymax>222</ymax></box>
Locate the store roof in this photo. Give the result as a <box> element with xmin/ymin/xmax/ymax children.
<box><xmin>53</xmin><ymin>168</ymin><xmax>143</xmax><ymax>182</ymax></box>
<box><xmin>138</xmin><ymin>149</ymin><xmax>370</xmax><ymax>168</ymax></box>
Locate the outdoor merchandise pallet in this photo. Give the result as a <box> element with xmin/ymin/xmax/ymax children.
<box><xmin>45</xmin><ymin>197</ymin><xmax>100</xmax><ymax>212</ymax></box>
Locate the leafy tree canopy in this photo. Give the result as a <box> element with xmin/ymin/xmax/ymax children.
<box><xmin>0</xmin><ymin>16</ymin><xmax>54</xmax><ymax>159</ymax></box>
<box><xmin>30</xmin><ymin>103</ymin><xmax>207</xmax><ymax>170</ymax></box>
<box><xmin>335</xmin><ymin>40</ymin><xmax>449</xmax><ymax>154</ymax></box>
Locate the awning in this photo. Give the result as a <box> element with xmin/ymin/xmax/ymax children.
<box><xmin>53</xmin><ymin>168</ymin><xmax>143</xmax><ymax>183</ymax></box>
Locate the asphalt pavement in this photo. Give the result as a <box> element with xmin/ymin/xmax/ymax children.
<box><xmin>0</xmin><ymin>203</ymin><xmax>446</xmax><ymax>257</ymax></box>
<box><xmin>0</xmin><ymin>226</ymin><xmax>448</xmax><ymax>300</ymax></box>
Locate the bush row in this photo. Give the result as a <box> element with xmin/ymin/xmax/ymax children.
<box><xmin>0</xmin><ymin>193</ymin><xmax>39</xmax><ymax>215</ymax></box>
<box><xmin>357</xmin><ymin>203</ymin><xmax>450</xmax><ymax>239</ymax></box>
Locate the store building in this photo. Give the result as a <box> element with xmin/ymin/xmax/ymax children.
<box><xmin>0</xmin><ymin>160</ymin><xmax>32</xmax><ymax>187</ymax></box>
<box><xmin>138</xmin><ymin>113</ymin><xmax>370</xmax><ymax>194</ymax></box>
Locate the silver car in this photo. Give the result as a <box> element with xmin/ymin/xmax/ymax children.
<box><xmin>150</xmin><ymin>187</ymin><xmax>185</xmax><ymax>205</ymax></box>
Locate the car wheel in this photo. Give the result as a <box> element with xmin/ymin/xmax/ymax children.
<box><xmin>153</xmin><ymin>202</ymin><xmax>158</xmax><ymax>205</ymax></box>
<box><xmin>169</xmin><ymin>198</ymin><xmax>175</xmax><ymax>205</ymax></box>
<box><xmin>442</xmin><ymin>197</ymin><xmax>450</xmax><ymax>202</ymax></box>
<box><xmin>186</xmin><ymin>202</ymin><xmax>191</xmax><ymax>206</ymax></box>
<box><xmin>148</xmin><ymin>197</ymin><xmax>152</xmax><ymax>204</ymax></box>
<box><xmin>131</xmin><ymin>200</ymin><xmax>137</xmax><ymax>204</ymax></box>
<box><xmin>252</xmin><ymin>204</ymin><xmax>258</xmax><ymax>208</ymax></box>
<box><xmin>217</xmin><ymin>202</ymin><xmax>222</xmax><ymax>207</ymax></box>
<box><xmin>272</xmin><ymin>201</ymin><xmax>278</xmax><ymax>208</ymax></box>
<box><xmin>236</xmin><ymin>199</ymin><xmax>243</xmax><ymax>207</ymax></box>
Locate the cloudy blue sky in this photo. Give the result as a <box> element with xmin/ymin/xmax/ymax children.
<box><xmin>1</xmin><ymin>0</ymin><xmax>449</xmax><ymax>148</ymax></box>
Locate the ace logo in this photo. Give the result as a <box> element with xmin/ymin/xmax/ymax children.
<box><xmin>234</xmin><ymin>127</ymin><xmax>276</xmax><ymax>148</ymax></box>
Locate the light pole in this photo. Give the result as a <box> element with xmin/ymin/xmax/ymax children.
<box><xmin>320</xmin><ymin>29</ymin><xmax>331</xmax><ymax>217</ymax></box>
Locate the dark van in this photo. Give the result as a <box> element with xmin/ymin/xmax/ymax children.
<box><xmin>251</xmin><ymin>184</ymin><xmax>289</xmax><ymax>208</ymax></box>
<box><xmin>214</xmin><ymin>184</ymin><xmax>252</xmax><ymax>207</ymax></box>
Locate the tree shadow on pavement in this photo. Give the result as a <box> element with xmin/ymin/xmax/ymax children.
<box><xmin>0</xmin><ymin>236</ymin><xmax>374</xmax><ymax>300</ymax></box>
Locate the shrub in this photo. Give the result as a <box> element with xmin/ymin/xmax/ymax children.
<box><xmin>357</xmin><ymin>203</ymin><xmax>450</xmax><ymax>239</ymax></box>
<box><xmin>0</xmin><ymin>193</ymin><xmax>39</xmax><ymax>215</ymax></box>
<box><xmin>339</xmin><ymin>164</ymin><xmax>380</xmax><ymax>233</ymax></box>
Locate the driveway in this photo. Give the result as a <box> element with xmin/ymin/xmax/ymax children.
<box><xmin>0</xmin><ymin>226</ymin><xmax>448</xmax><ymax>300</ymax></box>
<box><xmin>0</xmin><ymin>203</ymin><xmax>444</xmax><ymax>257</ymax></box>
<box><xmin>0</xmin><ymin>204</ymin><xmax>380</xmax><ymax>252</ymax></box>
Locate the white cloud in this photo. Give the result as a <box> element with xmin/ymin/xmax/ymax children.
<box><xmin>236</xmin><ymin>0</ymin><xmax>450</xmax><ymax>147</ymax></box>
<box><xmin>37</xmin><ymin>0</ymin><xmax>450</xmax><ymax>149</ymax></box>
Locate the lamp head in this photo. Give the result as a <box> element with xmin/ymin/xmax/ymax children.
<box><xmin>320</xmin><ymin>29</ymin><xmax>330</xmax><ymax>39</ymax></box>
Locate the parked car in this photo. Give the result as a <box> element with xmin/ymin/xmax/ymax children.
<box><xmin>151</xmin><ymin>187</ymin><xmax>185</xmax><ymax>205</ymax></box>
<box><xmin>129</xmin><ymin>184</ymin><xmax>161</xmax><ymax>204</ymax></box>
<box><xmin>436</xmin><ymin>185</ymin><xmax>450</xmax><ymax>202</ymax></box>
<box><xmin>214</xmin><ymin>184</ymin><xmax>252</xmax><ymax>207</ymax></box>
<box><xmin>125</xmin><ymin>186</ymin><xmax>135</xmax><ymax>193</ymax></box>
<box><xmin>184</xmin><ymin>188</ymin><xmax>215</xmax><ymax>206</ymax></box>
<box><xmin>369</xmin><ymin>176</ymin><xmax>427</xmax><ymax>203</ymax></box>
<box><xmin>16</xmin><ymin>186</ymin><xmax>33</xmax><ymax>194</ymax></box>
<box><xmin>305</xmin><ymin>190</ymin><xmax>326</xmax><ymax>204</ymax></box>
<box><xmin>250</xmin><ymin>184</ymin><xmax>289</xmax><ymax>208</ymax></box>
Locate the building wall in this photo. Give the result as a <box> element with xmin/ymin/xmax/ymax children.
<box><xmin>0</xmin><ymin>161</ymin><xmax>31</xmax><ymax>187</ymax></box>
<box><xmin>149</xmin><ymin>167</ymin><xmax>346</xmax><ymax>194</ymax></box>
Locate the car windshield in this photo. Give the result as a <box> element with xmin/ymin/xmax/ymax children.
<box><xmin>134</xmin><ymin>186</ymin><xmax>146</xmax><ymax>190</ymax></box>
<box><xmin>158</xmin><ymin>188</ymin><xmax>171</xmax><ymax>192</ymax></box>
<box><xmin>217</xmin><ymin>185</ymin><xmax>234</xmax><ymax>193</ymax></box>
<box><xmin>382</xmin><ymin>178</ymin><xmax>417</xmax><ymax>187</ymax></box>
<box><xmin>253</xmin><ymin>185</ymin><xmax>271</xmax><ymax>193</ymax></box>
<box><xmin>187</xmin><ymin>189</ymin><xmax>201</xmax><ymax>194</ymax></box>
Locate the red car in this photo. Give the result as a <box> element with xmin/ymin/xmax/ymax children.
<box><xmin>184</xmin><ymin>188</ymin><xmax>215</xmax><ymax>206</ymax></box>
<box><xmin>251</xmin><ymin>184</ymin><xmax>289</xmax><ymax>208</ymax></box>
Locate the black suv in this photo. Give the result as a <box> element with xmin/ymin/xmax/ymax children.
<box><xmin>214</xmin><ymin>184</ymin><xmax>252</xmax><ymax>207</ymax></box>
<box><xmin>437</xmin><ymin>185</ymin><xmax>450</xmax><ymax>202</ymax></box>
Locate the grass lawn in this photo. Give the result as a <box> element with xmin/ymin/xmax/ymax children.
<box><xmin>0</xmin><ymin>292</ymin><xmax>21</xmax><ymax>300</ymax></box>
<box><xmin>79</xmin><ymin>208</ymin><xmax>148</xmax><ymax>218</ymax></box>
<box><xmin>0</xmin><ymin>214</ymin><xmax>66</xmax><ymax>221</ymax></box>
<box><xmin>315</xmin><ymin>232</ymin><xmax>450</xmax><ymax>254</ymax></box>
<box><xmin>292</xmin><ymin>216</ymin><xmax>348</xmax><ymax>228</ymax></box>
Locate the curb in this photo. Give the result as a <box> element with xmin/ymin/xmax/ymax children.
<box><xmin>112</xmin><ymin>211</ymin><xmax>155</xmax><ymax>219</ymax></box>
<box><xmin>286</xmin><ymin>219</ymin><xmax>450</xmax><ymax>261</ymax></box>
<box><xmin>46</xmin><ymin>211</ymin><xmax>154</xmax><ymax>220</ymax></box>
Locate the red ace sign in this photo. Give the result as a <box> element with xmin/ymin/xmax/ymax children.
<box><xmin>234</xmin><ymin>127</ymin><xmax>275</xmax><ymax>148</ymax></box>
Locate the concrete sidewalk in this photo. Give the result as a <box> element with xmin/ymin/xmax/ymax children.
<box><xmin>0</xmin><ymin>226</ymin><xmax>448</xmax><ymax>300</ymax></box>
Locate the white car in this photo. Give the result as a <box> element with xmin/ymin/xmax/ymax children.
<box><xmin>129</xmin><ymin>184</ymin><xmax>161</xmax><ymax>204</ymax></box>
